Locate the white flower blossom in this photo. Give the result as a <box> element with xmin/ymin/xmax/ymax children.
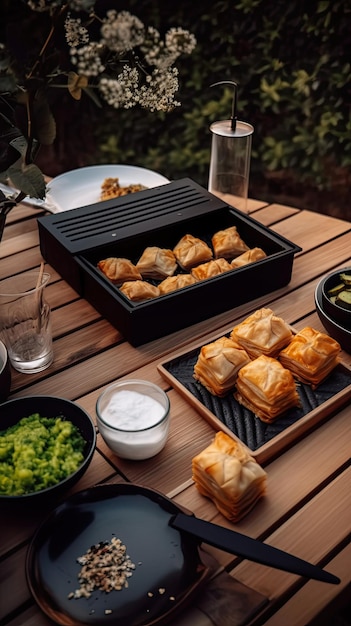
<box><xmin>141</xmin><ymin>26</ymin><xmax>197</xmax><ymax>70</ymax></box>
<box><xmin>165</xmin><ymin>28</ymin><xmax>197</xmax><ymax>56</ymax></box>
<box><xmin>98</xmin><ymin>65</ymin><xmax>180</xmax><ymax>112</ymax></box>
<box><xmin>65</xmin><ymin>15</ymin><xmax>89</xmax><ymax>48</ymax></box>
<box><xmin>100</xmin><ymin>10</ymin><xmax>145</xmax><ymax>53</ymax></box>
<box><xmin>11</xmin><ymin>5</ymin><xmax>196</xmax><ymax>114</ymax></box>
<box><xmin>70</xmin><ymin>42</ymin><xmax>105</xmax><ymax>77</ymax></box>
<box><xmin>138</xmin><ymin>68</ymin><xmax>180</xmax><ymax>112</ymax></box>
<box><xmin>98</xmin><ymin>66</ymin><xmax>140</xmax><ymax>109</ymax></box>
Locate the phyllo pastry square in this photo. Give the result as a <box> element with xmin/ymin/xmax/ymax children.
<box><xmin>192</xmin><ymin>431</ymin><xmax>267</xmax><ymax>522</ymax></box>
<box><xmin>235</xmin><ymin>355</ymin><xmax>300</xmax><ymax>423</ymax></box>
<box><xmin>279</xmin><ymin>326</ymin><xmax>341</xmax><ymax>388</ymax></box>
<box><xmin>211</xmin><ymin>225</ymin><xmax>249</xmax><ymax>259</ymax></box>
<box><xmin>173</xmin><ymin>234</ymin><xmax>213</xmax><ymax>270</ymax></box>
<box><xmin>191</xmin><ymin>258</ymin><xmax>232</xmax><ymax>281</ymax></box>
<box><xmin>97</xmin><ymin>257</ymin><xmax>141</xmax><ymax>285</ymax></box>
<box><xmin>158</xmin><ymin>274</ymin><xmax>196</xmax><ymax>294</ymax></box>
<box><xmin>119</xmin><ymin>280</ymin><xmax>160</xmax><ymax>301</ymax></box>
<box><xmin>193</xmin><ymin>336</ymin><xmax>251</xmax><ymax>396</ymax></box>
<box><xmin>136</xmin><ymin>246</ymin><xmax>177</xmax><ymax>280</ymax></box>
<box><xmin>230</xmin><ymin>307</ymin><xmax>293</xmax><ymax>358</ymax></box>
<box><xmin>231</xmin><ymin>247</ymin><xmax>267</xmax><ymax>269</ymax></box>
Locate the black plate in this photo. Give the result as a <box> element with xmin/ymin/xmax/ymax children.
<box><xmin>26</xmin><ymin>483</ymin><xmax>210</xmax><ymax>626</ymax></box>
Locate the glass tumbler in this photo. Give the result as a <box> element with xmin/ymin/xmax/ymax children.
<box><xmin>208</xmin><ymin>119</ymin><xmax>254</xmax><ymax>213</ymax></box>
<box><xmin>0</xmin><ymin>271</ymin><xmax>53</xmax><ymax>374</ymax></box>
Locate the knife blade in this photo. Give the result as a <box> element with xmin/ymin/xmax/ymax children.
<box><xmin>171</xmin><ymin>512</ymin><xmax>340</xmax><ymax>584</ymax></box>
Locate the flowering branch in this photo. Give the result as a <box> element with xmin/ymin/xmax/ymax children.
<box><xmin>0</xmin><ymin>0</ymin><xmax>196</xmax><ymax>202</ymax></box>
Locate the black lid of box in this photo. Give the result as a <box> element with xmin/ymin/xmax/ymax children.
<box><xmin>37</xmin><ymin>178</ymin><xmax>229</xmax><ymax>255</ymax></box>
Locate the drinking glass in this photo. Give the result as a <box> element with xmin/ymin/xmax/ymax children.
<box><xmin>208</xmin><ymin>119</ymin><xmax>254</xmax><ymax>213</ymax></box>
<box><xmin>0</xmin><ymin>271</ymin><xmax>53</xmax><ymax>373</ymax></box>
<box><xmin>0</xmin><ymin>340</ymin><xmax>11</xmax><ymax>401</ymax></box>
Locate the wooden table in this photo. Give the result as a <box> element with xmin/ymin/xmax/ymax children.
<box><xmin>1</xmin><ymin>193</ymin><xmax>350</xmax><ymax>626</ymax></box>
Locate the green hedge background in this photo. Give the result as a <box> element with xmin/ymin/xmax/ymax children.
<box><xmin>3</xmin><ymin>0</ymin><xmax>351</xmax><ymax>217</ymax></box>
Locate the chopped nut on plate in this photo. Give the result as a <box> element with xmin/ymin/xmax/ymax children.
<box><xmin>68</xmin><ymin>536</ymin><xmax>136</xmax><ymax>599</ymax></box>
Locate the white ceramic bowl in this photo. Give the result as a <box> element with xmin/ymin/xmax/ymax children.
<box><xmin>96</xmin><ymin>379</ymin><xmax>170</xmax><ymax>460</ymax></box>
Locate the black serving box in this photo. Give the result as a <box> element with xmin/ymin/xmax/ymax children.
<box><xmin>38</xmin><ymin>178</ymin><xmax>301</xmax><ymax>346</ymax></box>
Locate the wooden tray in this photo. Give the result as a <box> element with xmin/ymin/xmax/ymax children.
<box><xmin>158</xmin><ymin>333</ymin><xmax>351</xmax><ymax>464</ymax></box>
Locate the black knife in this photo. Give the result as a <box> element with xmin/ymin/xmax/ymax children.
<box><xmin>171</xmin><ymin>512</ymin><xmax>340</xmax><ymax>585</ymax></box>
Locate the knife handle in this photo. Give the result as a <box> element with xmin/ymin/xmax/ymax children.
<box><xmin>171</xmin><ymin>513</ymin><xmax>340</xmax><ymax>585</ymax></box>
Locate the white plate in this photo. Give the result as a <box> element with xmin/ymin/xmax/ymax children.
<box><xmin>46</xmin><ymin>165</ymin><xmax>170</xmax><ymax>212</ymax></box>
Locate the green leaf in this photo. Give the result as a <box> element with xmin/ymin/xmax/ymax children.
<box><xmin>9</xmin><ymin>135</ymin><xmax>28</xmax><ymax>157</ymax></box>
<box><xmin>0</xmin><ymin>75</ymin><xmax>18</xmax><ymax>93</ymax></box>
<box><xmin>8</xmin><ymin>163</ymin><xmax>46</xmax><ymax>200</ymax></box>
<box><xmin>67</xmin><ymin>72</ymin><xmax>88</xmax><ymax>101</ymax></box>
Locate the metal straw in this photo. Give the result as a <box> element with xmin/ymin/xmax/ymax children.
<box><xmin>210</xmin><ymin>80</ymin><xmax>238</xmax><ymax>131</ymax></box>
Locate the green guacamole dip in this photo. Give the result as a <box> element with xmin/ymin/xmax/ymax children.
<box><xmin>0</xmin><ymin>413</ymin><xmax>86</xmax><ymax>496</ymax></box>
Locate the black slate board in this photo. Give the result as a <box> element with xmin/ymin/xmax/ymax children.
<box><xmin>159</xmin><ymin>343</ymin><xmax>351</xmax><ymax>463</ymax></box>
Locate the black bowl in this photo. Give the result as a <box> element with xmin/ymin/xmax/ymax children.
<box><xmin>318</xmin><ymin>267</ymin><xmax>351</xmax><ymax>330</ymax></box>
<box><xmin>315</xmin><ymin>282</ymin><xmax>351</xmax><ymax>353</ymax></box>
<box><xmin>0</xmin><ymin>396</ymin><xmax>96</xmax><ymax>502</ymax></box>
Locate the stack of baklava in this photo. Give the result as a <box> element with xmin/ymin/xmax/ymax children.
<box><xmin>192</xmin><ymin>431</ymin><xmax>267</xmax><ymax>522</ymax></box>
<box><xmin>193</xmin><ymin>307</ymin><xmax>341</xmax><ymax>422</ymax></box>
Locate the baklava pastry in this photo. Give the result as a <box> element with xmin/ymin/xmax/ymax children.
<box><xmin>231</xmin><ymin>307</ymin><xmax>293</xmax><ymax>358</ymax></box>
<box><xmin>97</xmin><ymin>257</ymin><xmax>141</xmax><ymax>285</ymax></box>
<box><xmin>279</xmin><ymin>326</ymin><xmax>341</xmax><ymax>388</ymax></box>
<box><xmin>136</xmin><ymin>246</ymin><xmax>177</xmax><ymax>280</ymax></box>
<box><xmin>235</xmin><ymin>355</ymin><xmax>300</xmax><ymax>423</ymax></box>
<box><xmin>212</xmin><ymin>226</ymin><xmax>249</xmax><ymax>259</ymax></box>
<box><xmin>191</xmin><ymin>258</ymin><xmax>232</xmax><ymax>281</ymax></box>
<box><xmin>158</xmin><ymin>274</ymin><xmax>196</xmax><ymax>294</ymax></box>
<box><xmin>173</xmin><ymin>234</ymin><xmax>213</xmax><ymax>270</ymax></box>
<box><xmin>193</xmin><ymin>336</ymin><xmax>251</xmax><ymax>396</ymax></box>
<box><xmin>231</xmin><ymin>247</ymin><xmax>267</xmax><ymax>269</ymax></box>
<box><xmin>192</xmin><ymin>431</ymin><xmax>267</xmax><ymax>522</ymax></box>
<box><xmin>119</xmin><ymin>280</ymin><xmax>160</xmax><ymax>302</ymax></box>
<box><xmin>100</xmin><ymin>177</ymin><xmax>145</xmax><ymax>200</ymax></box>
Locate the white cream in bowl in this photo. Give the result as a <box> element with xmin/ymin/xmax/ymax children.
<box><xmin>96</xmin><ymin>380</ymin><xmax>170</xmax><ymax>460</ymax></box>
